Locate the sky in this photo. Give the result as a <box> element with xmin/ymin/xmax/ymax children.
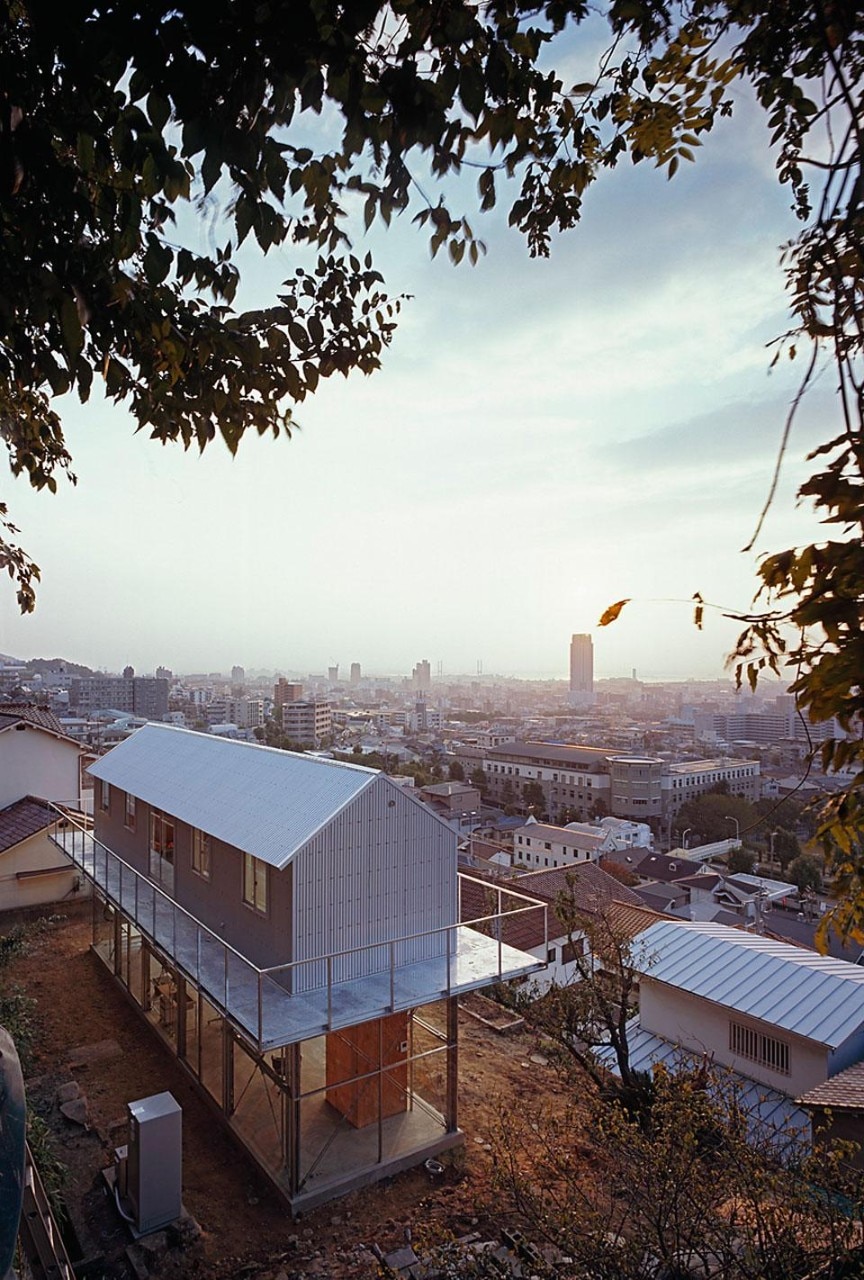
<box><xmin>0</xmin><ymin>38</ymin><xmax>836</xmax><ymax>683</ymax></box>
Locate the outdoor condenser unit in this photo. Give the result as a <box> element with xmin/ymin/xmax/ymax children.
<box><xmin>126</xmin><ymin>1092</ymin><xmax>182</xmax><ymax>1235</ymax></box>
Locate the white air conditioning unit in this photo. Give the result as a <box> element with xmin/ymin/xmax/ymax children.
<box><xmin>126</xmin><ymin>1092</ymin><xmax>182</xmax><ymax>1234</ymax></box>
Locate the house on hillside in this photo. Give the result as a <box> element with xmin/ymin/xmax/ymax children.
<box><xmin>602</xmin><ymin>920</ymin><xmax>864</xmax><ymax>1146</ymax></box>
<box><xmin>0</xmin><ymin>706</ymin><xmax>90</xmax><ymax>909</ymax></box>
<box><xmin>51</xmin><ymin>724</ymin><xmax>544</xmax><ymax>1211</ymax></box>
<box><xmin>460</xmin><ymin>863</ymin><xmax>650</xmax><ymax>994</ymax></box>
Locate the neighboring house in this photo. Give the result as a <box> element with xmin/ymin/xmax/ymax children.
<box><xmin>597</xmin><ymin>816</ymin><xmax>654</xmax><ymax>851</ymax></box>
<box><xmin>460</xmin><ymin>863</ymin><xmax>645</xmax><ymax>993</ymax></box>
<box><xmin>0</xmin><ymin>797</ymin><xmax>82</xmax><ymax>911</ymax></box>
<box><xmin>0</xmin><ymin>706</ymin><xmax>88</xmax><ymax>811</ymax></box>
<box><xmin>512</xmin><ymin>820</ymin><xmax>615</xmax><ymax>870</ymax></box>
<box><xmin>605</xmin><ymin>920</ymin><xmax>864</xmax><ymax>1147</ymax></box>
<box><xmin>53</xmin><ymin>724</ymin><xmax>543</xmax><ymax>1211</ymax></box>
<box><xmin>0</xmin><ymin>706</ymin><xmax>89</xmax><ymax>910</ymax></box>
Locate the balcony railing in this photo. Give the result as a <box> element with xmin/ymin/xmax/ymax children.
<box><xmin>49</xmin><ymin>808</ymin><xmax>546</xmax><ymax>1051</ymax></box>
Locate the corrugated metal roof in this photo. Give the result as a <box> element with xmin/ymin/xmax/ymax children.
<box><xmin>634</xmin><ymin>920</ymin><xmax>864</xmax><ymax>1049</ymax></box>
<box><xmin>88</xmin><ymin>724</ymin><xmax>379</xmax><ymax>869</ymax></box>
<box><xmin>598</xmin><ymin>1022</ymin><xmax>811</xmax><ymax>1150</ymax></box>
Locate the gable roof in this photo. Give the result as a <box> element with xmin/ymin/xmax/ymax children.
<box><xmin>88</xmin><ymin>724</ymin><xmax>383</xmax><ymax>869</ymax></box>
<box><xmin>0</xmin><ymin>705</ymin><xmax>80</xmax><ymax>745</ymax></box>
<box><xmin>0</xmin><ymin>796</ymin><xmax>56</xmax><ymax>854</ymax></box>
<box><xmin>515</xmin><ymin>821</ymin><xmax>608</xmax><ymax>852</ymax></box>
<box><xmin>635</xmin><ymin>920</ymin><xmax>864</xmax><ymax>1049</ymax></box>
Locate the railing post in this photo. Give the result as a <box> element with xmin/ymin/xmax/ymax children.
<box><xmin>389</xmin><ymin>940</ymin><xmax>395</xmax><ymax>1012</ymax></box>
<box><xmin>224</xmin><ymin>946</ymin><xmax>229</xmax><ymax>1012</ymax></box>
<box><xmin>196</xmin><ymin>927</ymin><xmax>201</xmax><ymax>986</ymax></box>
<box><xmin>134</xmin><ymin>870</ymin><xmax>139</xmax><ymax>926</ymax></box>
<box><xmin>446</xmin><ymin>925</ymin><xmax>452</xmax><ymax>999</ymax></box>
<box><xmin>497</xmin><ymin>887</ymin><xmax>503</xmax><ymax>978</ymax></box>
<box><xmin>258</xmin><ymin>969</ymin><xmax>263</xmax><ymax>1049</ymax></box>
<box><xmin>327</xmin><ymin>955</ymin><xmax>333</xmax><ymax>1029</ymax></box>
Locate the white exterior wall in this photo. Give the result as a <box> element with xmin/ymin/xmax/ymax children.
<box><xmin>0</xmin><ymin>728</ymin><xmax>83</xmax><ymax>809</ymax></box>
<box><xmin>639</xmin><ymin>978</ymin><xmax>828</xmax><ymax>1097</ymax></box>
<box><xmin>0</xmin><ymin>830</ymin><xmax>89</xmax><ymax>911</ymax></box>
<box><xmin>524</xmin><ymin>931</ymin><xmax>586</xmax><ymax>994</ymax></box>
<box><xmin>292</xmin><ymin>775</ymin><xmax>457</xmax><ymax>990</ymax></box>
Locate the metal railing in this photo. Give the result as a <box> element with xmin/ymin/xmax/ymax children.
<box><xmin>49</xmin><ymin>807</ymin><xmax>547</xmax><ymax>1051</ymax></box>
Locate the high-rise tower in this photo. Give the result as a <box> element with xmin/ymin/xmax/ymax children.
<box><xmin>569</xmin><ymin>633</ymin><xmax>594</xmax><ymax>707</ymax></box>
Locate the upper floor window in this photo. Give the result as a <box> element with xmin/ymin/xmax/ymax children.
<box><xmin>192</xmin><ymin>829</ymin><xmax>211</xmax><ymax>880</ymax></box>
<box><xmin>124</xmin><ymin>792</ymin><xmax>136</xmax><ymax>830</ymax></box>
<box><xmin>100</xmin><ymin>779</ymin><xmax>110</xmax><ymax>812</ymax></box>
<box><xmin>729</xmin><ymin>1020</ymin><xmax>790</xmax><ymax>1075</ymax></box>
<box><xmin>243</xmin><ymin>853</ymin><xmax>268</xmax><ymax>914</ymax></box>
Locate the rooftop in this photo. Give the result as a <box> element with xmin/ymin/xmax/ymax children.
<box><xmin>634</xmin><ymin>920</ymin><xmax>864</xmax><ymax>1049</ymax></box>
<box><xmin>87</xmin><ymin>723</ymin><xmax>400</xmax><ymax>870</ymax></box>
<box><xmin>0</xmin><ymin>796</ymin><xmax>56</xmax><ymax>854</ymax></box>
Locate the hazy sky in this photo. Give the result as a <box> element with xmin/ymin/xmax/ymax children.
<box><xmin>0</xmin><ymin>55</ymin><xmax>833</xmax><ymax>682</ymax></box>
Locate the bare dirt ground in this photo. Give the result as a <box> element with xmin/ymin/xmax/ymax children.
<box><xmin>3</xmin><ymin>903</ymin><xmax>562</xmax><ymax>1278</ymax></box>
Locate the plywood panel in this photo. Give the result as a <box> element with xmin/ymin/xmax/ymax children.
<box><xmin>325</xmin><ymin>1012</ymin><xmax>409</xmax><ymax>1129</ymax></box>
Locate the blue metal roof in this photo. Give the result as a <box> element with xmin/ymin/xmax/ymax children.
<box><xmin>599</xmin><ymin>1022</ymin><xmax>811</xmax><ymax>1152</ymax></box>
<box><xmin>88</xmin><ymin>724</ymin><xmax>380</xmax><ymax>870</ymax></box>
<box><xmin>634</xmin><ymin>920</ymin><xmax>864</xmax><ymax>1049</ymax></box>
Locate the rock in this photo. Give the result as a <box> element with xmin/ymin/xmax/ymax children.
<box><xmin>60</xmin><ymin>1097</ymin><xmax>90</xmax><ymax>1127</ymax></box>
<box><xmin>56</xmin><ymin>1081</ymin><xmax>81</xmax><ymax>1104</ymax></box>
<box><xmin>126</xmin><ymin>1244</ymin><xmax>150</xmax><ymax>1280</ymax></box>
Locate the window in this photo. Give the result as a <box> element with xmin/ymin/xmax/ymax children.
<box><xmin>561</xmin><ymin>938</ymin><xmax>585</xmax><ymax>965</ymax></box>
<box><xmin>100</xmin><ymin>779</ymin><xmax>110</xmax><ymax>812</ymax></box>
<box><xmin>243</xmin><ymin>854</ymin><xmax>268</xmax><ymax>913</ymax></box>
<box><xmin>124</xmin><ymin>792</ymin><xmax>136</xmax><ymax>830</ymax></box>
<box><xmin>546</xmin><ymin>947</ymin><xmax>557</xmax><ymax>964</ymax></box>
<box><xmin>729</xmin><ymin>1021</ymin><xmax>790</xmax><ymax>1075</ymax></box>
<box><xmin>192</xmin><ymin>829</ymin><xmax>211</xmax><ymax>879</ymax></box>
<box><xmin>150</xmin><ymin>809</ymin><xmax>175</xmax><ymax>861</ymax></box>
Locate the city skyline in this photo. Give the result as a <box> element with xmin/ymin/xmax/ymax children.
<box><xmin>0</xmin><ymin>80</ymin><xmax>826</xmax><ymax>682</ymax></box>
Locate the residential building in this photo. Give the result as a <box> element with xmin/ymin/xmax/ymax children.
<box><xmin>0</xmin><ymin>706</ymin><xmax>89</xmax><ymax>908</ymax></box>
<box><xmin>481</xmin><ymin>741</ymin><xmax>613</xmax><ymax>819</ymax></box>
<box><xmin>605</xmin><ymin>920</ymin><xmax>864</xmax><ymax>1147</ymax></box>
<box><xmin>569</xmin><ymin>633</ymin><xmax>594</xmax><ymax>708</ymax></box>
<box><xmin>349</xmin><ymin>663</ymin><xmax>361</xmax><ymax>686</ymax></box>
<box><xmin>512</xmin><ymin>820</ymin><xmax>616</xmax><ymax>869</ymax></box>
<box><xmin>280</xmin><ymin>698</ymin><xmax>332</xmax><ymax>747</ymax></box>
<box><xmin>69</xmin><ymin>676</ymin><xmax>168</xmax><ymax>720</ymax></box>
<box><xmin>460</xmin><ymin>864</ymin><xmax>646</xmax><ymax>994</ymax></box>
<box><xmin>479</xmin><ymin>742</ymin><xmax>760</xmax><ymax>830</ymax></box>
<box><xmin>412</xmin><ymin>659</ymin><xmax>431</xmax><ymax>692</ymax></box>
<box><xmin>53</xmin><ymin>725</ymin><xmax>543</xmax><ymax>1210</ymax></box>
<box><xmin>273</xmin><ymin>679</ymin><xmax>304</xmax><ymax>710</ymax></box>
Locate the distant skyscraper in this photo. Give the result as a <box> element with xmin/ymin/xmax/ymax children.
<box><xmin>569</xmin><ymin>633</ymin><xmax>594</xmax><ymax>707</ymax></box>
<box><xmin>155</xmin><ymin>666</ymin><xmax>172</xmax><ymax>681</ymax></box>
<box><xmin>350</xmin><ymin>662</ymin><xmax>361</xmax><ymax>686</ymax></box>
<box><xmin>328</xmin><ymin>665</ymin><xmax>339</xmax><ymax>683</ymax></box>
<box><xmin>231</xmin><ymin>665</ymin><xmax>245</xmax><ymax>684</ymax></box>
<box><xmin>412</xmin><ymin>659</ymin><xmax>431</xmax><ymax>692</ymax></box>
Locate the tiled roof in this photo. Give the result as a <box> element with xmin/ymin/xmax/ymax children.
<box><xmin>798</xmin><ymin>1063</ymin><xmax>864</xmax><ymax>1110</ymax></box>
<box><xmin>516</xmin><ymin>864</ymin><xmax>642</xmax><ymax>911</ymax></box>
<box><xmin>0</xmin><ymin>796</ymin><xmax>55</xmax><ymax>854</ymax></box>
<box><xmin>0</xmin><ymin>705</ymin><xmax>68</xmax><ymax>735</ymax></box>
<box><xmin>603</xmin><ymin>850</ymin><xmax>703</xmax><ymax>883</ymax></box>
<box><xmin>459</xmin><ymin>863</ymin><xmax>642</xmax><ymax>952</ymax></box>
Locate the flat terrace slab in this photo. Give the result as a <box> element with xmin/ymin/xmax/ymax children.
<box><xmin>53</xmin><ymin>830</ymin><xmax>543</xmax><ymax>1051</ymax></box>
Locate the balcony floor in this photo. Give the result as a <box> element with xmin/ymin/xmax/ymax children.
<box><xmin>53</xmin><ymin>830</ymin><xmax>543</xmax><ymax>1050</ymax></box>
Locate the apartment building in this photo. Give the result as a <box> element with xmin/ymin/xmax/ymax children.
<box><xmin>480</xmin><ymin>742</ymin><xmax>759</xmax><ymax>828</ymax></box>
